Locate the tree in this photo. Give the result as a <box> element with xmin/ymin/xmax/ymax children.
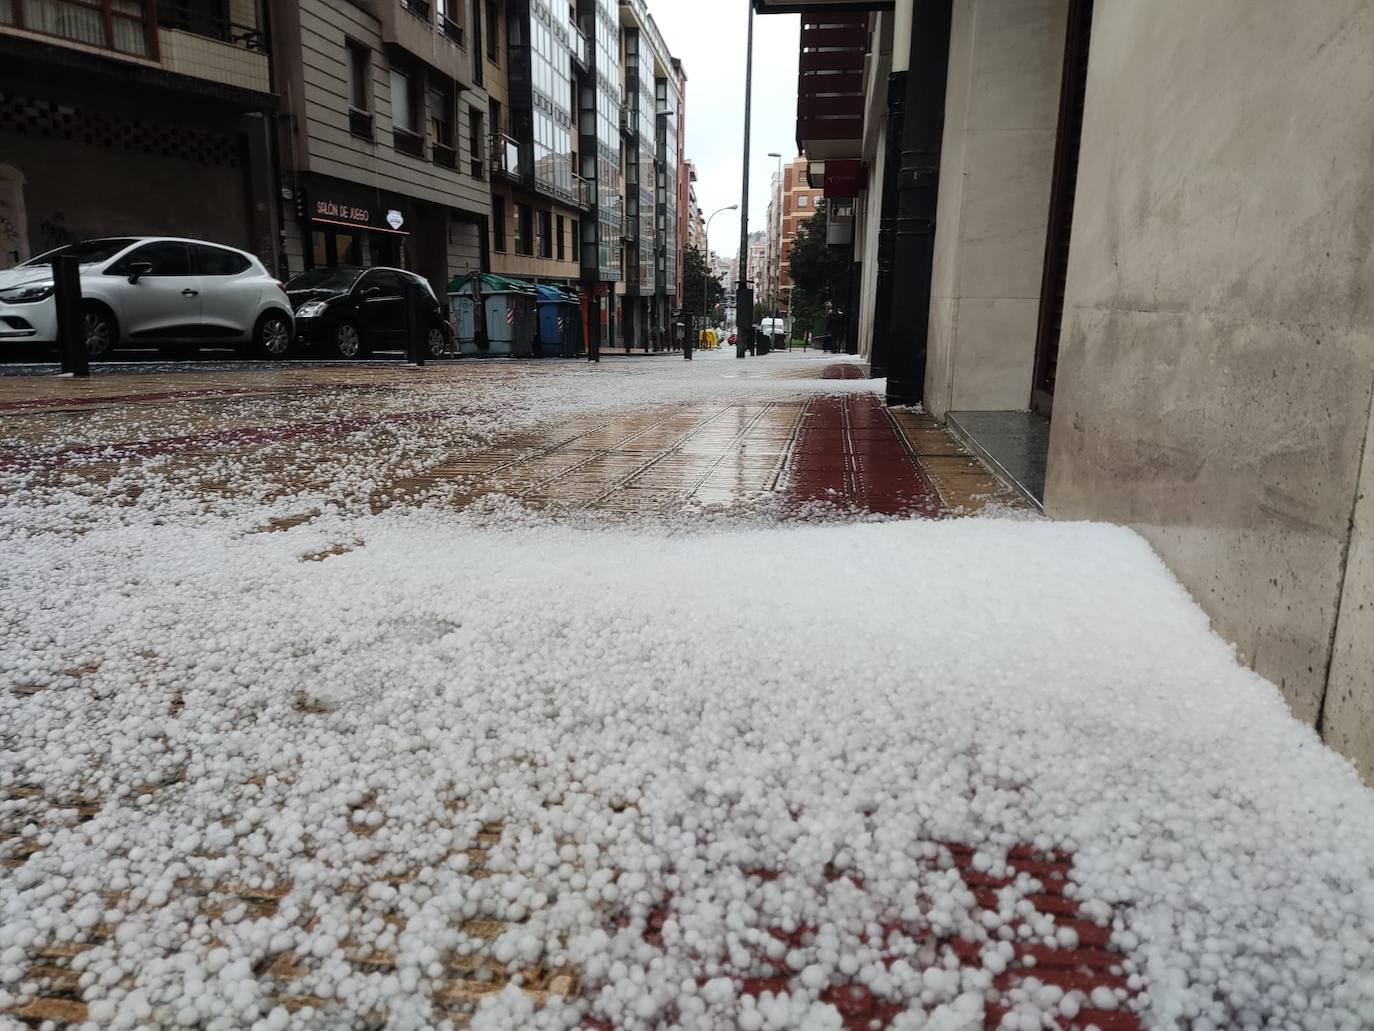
<box><xmin>788</xmin><ymin>201</ymin><xmax>848</xmax><ymax>335</ymax></box>
<box><xmin>683</xmin><ymin>246</ymin><xmax>726</xmax><ymax>319</ymax></box>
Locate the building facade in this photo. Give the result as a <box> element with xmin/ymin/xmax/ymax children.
<box><xmin>1</xmin><ymin>0</ymin><xmax>278</xmax><ymax>267</ymax></box>
<box><xmin>269</xmin><ymin>0</ymin><xmax>490</xmax><ymax>304</ymax></box>
<box><xmin>765</xmin><ymin>0</ymin><xmax>1374</xmax><ymax>781</ymax></box>
<box><xmin>613</xmin><ymin>0</ymin><xmax>681</xmax><ymax>351</ymax></box>
<box><xmin>484</xmin><ymin>0</ymin><xmax>589</xmax><ymax>291</ymax></box>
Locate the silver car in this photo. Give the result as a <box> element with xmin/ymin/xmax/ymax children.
<box><xmin>0</xmin><ymin>237</ymin><xmax>294</xmax><ymax>359</ymax></box>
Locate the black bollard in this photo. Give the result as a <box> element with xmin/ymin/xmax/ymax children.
<box><xmin>54</xmin><ymin>255</ymin><xmax>88</xmax><ymax>377</ymax></box>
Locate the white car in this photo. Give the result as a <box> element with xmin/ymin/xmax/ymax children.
<box><xmin>0</xmin><ymin>237</ymin><xmax>294</xmax><ymax>359</ymax></box>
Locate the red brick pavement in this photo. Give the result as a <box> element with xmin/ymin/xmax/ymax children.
<box><xmin>592</xmin><ymin>842</ymin><xmax>1140</xmax><ymax>1031</ymax></box>
<box><xmin>782</xmin><ymin>392</ymin><xmax>945</xmax><ymax>517</ymax></box>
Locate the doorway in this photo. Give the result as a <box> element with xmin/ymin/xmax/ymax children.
<box><xmin>1030</xmin><ymin>0</ymin><xmax>1094</xmax><ymax>417</ymax></box>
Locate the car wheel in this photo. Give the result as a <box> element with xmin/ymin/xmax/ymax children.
<box><xmin>334</xmin><ymin>321</ymin><xmax>366</xmax><ymax>360</ymax></box>
<box><xmin>426</xmin><ymin>325</ymin><xmax>448</xmax><ymax>359</ymax></box>
<box><xmin>83</xmin><ymin>305</ymin><xmax>117</xmax><ymax>359</ymax></box>
<box><xmin>255</xmin><ymin>311</ymin><xmax>293</xmax><ymax>360</ymax></box>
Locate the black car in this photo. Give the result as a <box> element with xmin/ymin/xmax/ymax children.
<box><xmin>285</xmin><ymin>266</ymin><xmax>454</xmax><ymax>359</ymax></box>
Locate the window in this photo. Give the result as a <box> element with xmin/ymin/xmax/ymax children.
<box><xmin>107</xmin><ymin>242</ymin><xmax>192</xmax><ymax>277</ymax></box>
<box><xmin>538</xmin><ymin>210</ymin><xmax>553</xmax><ymax>259</ymax></box>
<box><xmin>797</xmin><ymin>195</ymin><xmax>809</xmax><ymax>209</ymax></box>
<box><xmin>488</xmin><ymin>97</ymin><xmax>502</xmax><ymax>134</ymax></box>
<box><xmin>346</xmin><ymin>42</ymin><xmax>373</xmax><ymax>137</ymax></box>
<box><xmin>485</xmin><ymin>0</ymin><xmax>499</xmax><ymax>62</ymax></box>
<box><xmin>441</xmin><ymin>0</ymin><xmax>464</xmax><ymax>42</ymax></box>
<box><xmin>492</xmin><ymin>196</ymin><xmax>507</xmax><ymax>251</ymax></box>
<box><xmin>469</xmin><ymin>106</ymin><xmax>485</xmax><ymax>179</ymax></box>
<box><xmin>429</xmin><ymin>80</ymin><xmax>456</xmax><ymax>168</ymax></box>
<box><xmin>516</xmin><ymin>204</ymin><xmax>533</xmax><ymax>255</ymax></box>
<box><xmin>13</xmin><ymin>0</ymin><xmax>154</xmax><ymax>55</ymax></box>
<box><xmin>556</xmin><ymin>216</ymin><xmax>565</xmax><ymax>261</ymax></box>
<box><xmin>390</xmin><ymin>66</ymin><xmax>419</xmax><ymax>133</ymax></box>
<box><xmin>348</xmin><ymin>43</ymin><xmax>371</xmax><ymax>111</ymax></box>
<box><xmin>194</xmin><ymin>245</ymin><xmax>250</xmax><ymax>275</ymax></box>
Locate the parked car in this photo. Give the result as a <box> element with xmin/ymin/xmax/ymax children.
<box><xmin>285</xmin><ymin>267</ymin><xmax>453</xmax><ymax>359</ymax></box>
<box><xmin>0</xmin><ymin>237</ymin><xmax>294</xmax><ymax>359</ymax></box>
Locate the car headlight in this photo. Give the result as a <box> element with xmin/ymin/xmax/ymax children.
<box><xmin>295</xmin><ymin>301</ymin><xmax>326</xmax><ymax>318</ymax></box>
<box><xmin>0</xmin><ymin>283</ymin><xmax>55</xmax><ymax>304</ymax></box>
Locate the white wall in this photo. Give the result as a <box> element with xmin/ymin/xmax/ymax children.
<box><xmin>1045</xmin><ymin>0</ymin><xmax>1374</xmax><ymax>773</ymax></box>
<box><xmin>924</xmin><ymin>0</ymin><xmax>1067</xmax><ymax>418</ymax></box>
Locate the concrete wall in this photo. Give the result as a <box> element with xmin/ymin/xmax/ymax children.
<box><xmin>1045</xmin><ymin>0</ymin><xmax>1374</xmax><ymax>772</ymax></box>
<box><xmin>924</xmin><ymin>0</ymin><xmax>1066</xmax><ymax>419</ymax></box>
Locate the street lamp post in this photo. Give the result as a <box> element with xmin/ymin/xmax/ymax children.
<box><xmin>703</xmin><ymin>204</ymin><xmax>738</xmax><ymax>325</ymax></box>
<box><xmin>767</xmin><ymin>152</ymin><xmax>782</xmax><ymax>318</ymax></box>
<box><xmin>736</xmin><ymin>0</ymin><xmax>755</xmax><ymax>358</ymax></box>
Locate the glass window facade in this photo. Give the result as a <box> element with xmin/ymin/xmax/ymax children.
<box><xmin>591</xmin><ymin>0</ymin><xmax>622</xmax><ymax>280</ymax></box>
<box><xmin>529</xmin><ymin>0</ymin><xmax>575</xmax><ymax>202</ymax></box>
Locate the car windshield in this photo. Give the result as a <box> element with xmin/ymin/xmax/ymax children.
<box><xmin>286</xmin><ymin>267</ymin><xmax>364</xmax><ymax>292</ymax></box>
<box><xmin>22</xmin><ymin>238</ymin><xmax>138</xmax><ymax>267</ymax></box>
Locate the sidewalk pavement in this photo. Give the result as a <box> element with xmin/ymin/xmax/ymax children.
<box><xmin>0</xmin><ymin>355</ymin><xmax>1191</xmax><ymax>1031</ymax></box>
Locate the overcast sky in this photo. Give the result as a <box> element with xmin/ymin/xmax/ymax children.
<box><xmin>651</xmin><ymin>2</ymin><xmax>801</xmax><ymax>260</ymax></box>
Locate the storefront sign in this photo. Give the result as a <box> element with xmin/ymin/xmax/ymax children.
<box><xmin>314</xmin><ymin>199</ymin><xmax>372</xmax><ymax>226</ymax></box>
<box><xmin>823</xmin><ymin>160</ymin><xmax>865</xmax><ymax>200</ymax></box>
<box><xmin>303</xmin><ymin>177</ymin><xmax>411</xmax><ymax>236</ymax></box>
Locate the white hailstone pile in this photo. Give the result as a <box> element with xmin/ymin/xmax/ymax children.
<box><xmin>0</xmin><ymin>357</ymin><xmax>1370</xmax><ymax>1030</ymax></box>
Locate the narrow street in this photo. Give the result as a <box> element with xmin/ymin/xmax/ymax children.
<box><xmin>1</xmin><ymin>353</ymin><xmax>1370</xmax><ymax>1030</ymax></box>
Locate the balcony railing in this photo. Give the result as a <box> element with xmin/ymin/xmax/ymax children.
<box><xmin>572</xmin><ymin>24</ymin><xmax>590</xmax><ymax>72</ymax></box>
<box><xmin>158</xmin><ymin>0</ymin><xmax>264</xmax><ymax>50</ymax></box>
<box><xmin>440</xmin><ymin>13</ymin><xmax>462</xmax><ymax>44</ymax></box>
<box><xmin>3</xmin><ymin>0</ymin><xmax>158</xmax><ymax>58</ymax></box>
<box><xmin>349</xmin><ymin>108</ymin><xmax>374</xmax><ymax>139</ymax></box>
<box><xmin>399</xmin><ymin>0</ymin><xmax>430</xmax><ymax>23</ymax></box>
<box><xmin>490</xmin><ymin>131</ymin><xmax>523</xmax><ymax>180</ymax></box>
<box><xmin>432</xmin><ymin>141</ymin><xmax>457</xmax><ymax>169</ymax></box>
<box><xmin>393</xmin><ymin>127</ymin><xmax>425</xmax><ymax>158</ymax></box>
<box><xmin>572</xmin><ymin>172</ymin><xmax>594</xmax><ymax>210</ymax></box>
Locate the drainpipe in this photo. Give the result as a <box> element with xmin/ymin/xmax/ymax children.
<box><xmin>884</xmin><ymin>0</ymin><xmax>952</xmax><ymax>406</ymax></box>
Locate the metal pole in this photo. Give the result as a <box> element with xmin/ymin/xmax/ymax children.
<box><xmin>886</xmin><ymin>0</ymin><xmax>953</xmax><ymax>404</ymax></box>
<box><xmin>735</xmin><ymin>0</ymin><xmax>754</xmax><ymax>358</ymax></box>
<box><xmin>405</xmin><ymin>278</ymin><xmax>425</xmax><ymax>366</ymax></box>
<box><xmin>54</xmin><ymin>255</ymin><xmax>88</xmax><ymax>378</ymax></box>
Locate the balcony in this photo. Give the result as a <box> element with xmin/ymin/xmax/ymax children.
<box><xmin>490</xmin><ymin>131</ymin><xmax>523</xmax><ymax>181</ymax></box>
<box><xmin>795</xmin><ymin>12</ymin><xmax>867</xmax><ymax>159</ymax></box>
<box><xmin>572</xmin><ymin>172</ymin><xmax>594</xmax><ymax>210</ymax></box>
<box><xmin>619</xmin><ymin>104</ymin><xmax>633</xmax><ymax>138</ymax></box>
<box><xmin>572</xmin><ymin>23</ymin><xmax>590</xmax><ymax>73</ymax></box>
<box><xmin>366</xmin><ymin>0</ymin><xmax>471</xmax><ymax>87</ymax></box>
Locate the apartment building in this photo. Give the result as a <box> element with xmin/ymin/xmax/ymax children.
<box><xmin>772</xmin><ymin>155</ymin><xmax>819</xmax><ymax>319</ymax></box>
<box><xmin>269</xmin><ymin>0</ymin><xmax>490</xmax><ymax>300</ymax></box>
<box><xmin>1</xmin><ymin>0</ymin><xmax>279</xmax><ymax>266</ymax></box>
<box><xmin>485</xmin><ymin>0</ymin><xmax>590</xmax><ymax>290</ymax></box>
<box><xmin>614</xmin><ymin>0</ymin><xmax>680</xmax><ymax>350</ymax></box>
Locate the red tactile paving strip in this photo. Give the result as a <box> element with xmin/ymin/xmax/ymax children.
<box><xmin>589</xmin><ymin>843</ymin><xmax>1140</xmax><ymax>1031</ymax></box>
<box><xmin>783</xmin><ymin>391</ymin><xmax>944</xmax><ymax>517</ymax></box>
<box><xmin>0</xmin><ymin>386</ymin><xmax>265</xmax><ymax>413</ymax></box>
<box><xmin>0</xmin><ymin>407</ymin><xmax>459</xmax><ymax>473</ymax></box>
